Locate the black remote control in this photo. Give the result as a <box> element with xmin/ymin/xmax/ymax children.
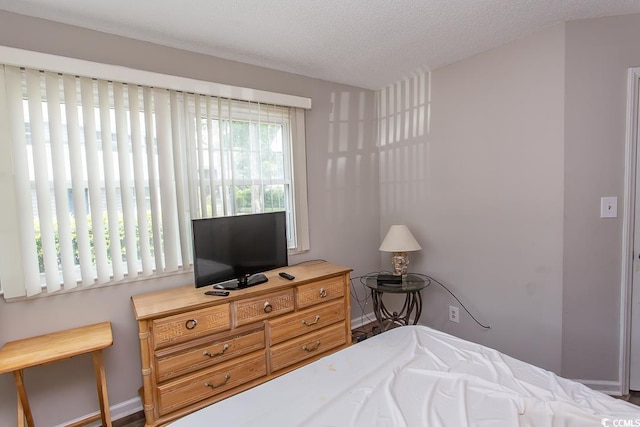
<box><xmin>204</xmin><ymin>290</ymin><xmax>230</xmax><ymax>297</ymax></box>
<box><xmin>279</xmin><ymin>272</ymin><xmax>295</xmax><ymax>280</ymax></box>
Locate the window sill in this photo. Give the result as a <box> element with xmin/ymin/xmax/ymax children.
<box><xmin>2</xmin><ymin>268</ymin><xmax>194</xmax><ymax>302</ymax></box>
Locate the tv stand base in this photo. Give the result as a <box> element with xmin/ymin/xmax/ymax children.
<box><xmin>240</xmin><ymin>273</ymin><xmax>268</xmax><ymax>288</ymax></box>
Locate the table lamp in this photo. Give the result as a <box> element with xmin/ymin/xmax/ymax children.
<box><xmin>379</xmin><ymin>225</ymin><xmax>421</xmax><ymax>276</ymax></box>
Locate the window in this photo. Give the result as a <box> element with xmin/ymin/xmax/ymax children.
<box><xmin>0</xmin><ymin>49</ymin><xmax>310</xmax><ymax>299</ymax></box>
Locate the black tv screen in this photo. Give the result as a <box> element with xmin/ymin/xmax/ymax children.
<box><xmin>192</xmin><ymin>211</ymin><xmax>288</xmax><ymax>288</ymax></box>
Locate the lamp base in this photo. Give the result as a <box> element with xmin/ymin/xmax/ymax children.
<box><xmin>391</xmin><ymin>252</ymin><xmax>409</xmax><ymax>276</ymax></box>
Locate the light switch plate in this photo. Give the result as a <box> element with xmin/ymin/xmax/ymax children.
<box><xmin>600</xmin><ymin>197</ymin><xmax>617</xmax><ymax>218</ymax></box>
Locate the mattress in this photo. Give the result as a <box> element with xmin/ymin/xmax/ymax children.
<box><xmin>169</xmin><ymin>325</ymin><xmax>640</xmax><ymax>426</ymax></box>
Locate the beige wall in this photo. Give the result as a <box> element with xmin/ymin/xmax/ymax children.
<box><xmin>381</xmin><ymin>12</ymin><xmax>640</xmax><ymax>387</ymax></box>
<box><xmin>0</xmin><ymin>11</ymin><xmax>379</xmax><ymax>426</ymax></box>
<box><xmin>563</xmin><ymin>13</ymin><xmax>640</xmax><ymax>381</ymax></box>
<box><xmin>2</xmin><ymin>8</ymin><xmax>640</xmax><ymax>426</ymax></box>
<box><xmin>379</xmin><ymin>25</ymin><xmax>566</xmax><ymax>372</ymax></box>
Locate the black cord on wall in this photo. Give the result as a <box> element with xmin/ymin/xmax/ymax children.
<box><xmin>351</xmin><ymin>271</ymin><xmax>491</xmax><ymax>330</ymax></box>
<box><xmin>349</xmin><ymin>273</ymin><xmax>379</xmax><ymax>327</ymax></box>
<box><xmin>410</xmin><ymin>273</ymin><xmax>491</xmax><ymax>329</ymax></box>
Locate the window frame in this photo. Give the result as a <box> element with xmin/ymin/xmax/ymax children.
<box><xmin>0</xmin><ymin>46</ymin><xmax>311</xmax><ymax>300</ymax></box>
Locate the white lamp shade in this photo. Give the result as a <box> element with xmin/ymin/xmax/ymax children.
<box><xmin>379</xmin><ymin>225</ymin><xmax>422</xmax><ymax>252</ymax></box>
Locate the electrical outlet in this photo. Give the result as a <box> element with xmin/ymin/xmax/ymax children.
<box><xmin>449</xmin><ymin>305</ymin><xmax>460</xmax><ymax>323</ymax></box>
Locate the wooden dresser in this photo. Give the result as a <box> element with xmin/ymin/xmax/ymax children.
<box><xmin>131</xmin><ymin>261</ymin><xmax>352</xmax><ymax>426</ymax></box>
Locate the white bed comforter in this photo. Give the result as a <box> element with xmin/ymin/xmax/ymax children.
<box><xmin>170</xmin><ymin>325</ymin><xmax>640</xmax><ymax>426</ymax></box>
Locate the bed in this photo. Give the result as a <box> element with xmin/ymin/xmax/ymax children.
<box><xmin>169</xmin><ymin>325</ymin><xmax>640</xmax><ymax>426</ymax></box>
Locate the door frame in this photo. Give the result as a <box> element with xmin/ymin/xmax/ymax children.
<box><xmin>621</xmin><ymin>67</ymin><xmax>640</xmax><ymax>394</ymax></box>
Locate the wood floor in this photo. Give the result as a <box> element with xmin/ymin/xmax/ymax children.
<box><xmin>627</xmin><ymin>390</ymin><xmax>640</xmax><ymax>406</ymax></box>
<box><xmin>114</xmin><ymin>413</ymin><xmax>145</xmax><ymax>427</ymax></box>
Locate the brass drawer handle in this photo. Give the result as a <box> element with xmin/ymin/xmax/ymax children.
<box><xmin>302</xmin><ymin>340</ymin><xmax>321</xmax><ymax>352</ymax></box>
<box><xmin>301</xmin><ymin>315</ymin><xmax>320</xmax><ymax>326</ymax></box>
<box><xmin>319</xmin><ymin>288</ymin><xmax>327</xmax><ymax>298</ymax></box>
<box><xmin>185</xmin><ymin>319</ymin><xmax>198</xmax><ymax>330</ymax></box>
<box><xmin>203</xmin><ymin>344</ymin><xmax>229</xmax><ymax>358</ymax></box>
<box><xmin>204</xmin><ymin>373</ymin><xmax>231</xmax><ymax>389</ymax></box>
<box><xmin>263</xmin><ymin>301</ymin><xmax>273</xmax><ymax>313</ymax></box>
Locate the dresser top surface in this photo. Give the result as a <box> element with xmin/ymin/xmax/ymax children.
<box><xmin>131</xmin><ymin>261</ymin><xmax>351</xmax><ymax>320</ymax></box>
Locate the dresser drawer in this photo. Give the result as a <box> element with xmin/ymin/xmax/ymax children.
<box><xmin>157</xmin><ymin>352</ymin><xmax>267</xmax><ymax>416</ymax></box>
<box><xmin>269</xmin><ymin>322</ymin><xmax>346</xmax><ymax>373</ymax></box>
<box><xmin>155</xmin><ymin>327</ymin><xmax>265</xmax><ymax>382</ymax></box>
<box><xmin>234</xmin><ymin>289</ymin><xmax>295</xmax><ymax>327</ymax></box>
<box><xmin>268</xmin><ymin>300</ymin><xmax>345</xmax><ymax>345</ymax></box>
<box><xmin>296</xmin><ymin>276</ymin><xmax>344</xmax><ymax>309</ymax></box>
<box><xmin>152</xmin><ymin>304</ymin><xmax>231</xmax><ymax>350</ymax></box>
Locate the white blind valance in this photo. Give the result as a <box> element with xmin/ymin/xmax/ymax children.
<box><xmin>0</xmin><ymin>61</ymin><xmax>308</xmax><ymax>299</ymax></box>
<box><xmin>0</xmin><ymin>46</ymin><xmax>311</xmax><ymax>110</ymax></box>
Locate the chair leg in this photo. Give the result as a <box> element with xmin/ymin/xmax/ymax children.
<box><xmin>17</xmin><ymin>389</ymin><xmax>25</xmax><ymax>427</ymax></box>
<box><xmin>92</xmin><ymin>350</ymin><xmax>112</xmax><ymax>427</ymax></box>
<box><xmin>13</xmin><ymin>370</ymin><xmax>34</xmax><ymax>427</ymax></box>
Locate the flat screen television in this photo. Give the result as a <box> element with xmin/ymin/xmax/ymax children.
<box><xmin>192</xmin><ymin>211</ymin><xmax>288</xmax><ymax>289</ymax></box>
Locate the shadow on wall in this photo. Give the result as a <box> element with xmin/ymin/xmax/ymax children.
<box><xmin>323</xmin><ymin>89</ymin><xmax>378</xmax><ymax>224</ymax></box>
<box><xmin>375</xmin><ymin>67</ymin><xmax>490</xmax><ymax>334</ymax></box>
<box><xmin>377</xmin><ymin>68</ymin><xmax>432</xmax><ymax>220</ymax></box>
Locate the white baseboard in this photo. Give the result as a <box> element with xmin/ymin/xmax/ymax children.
<box><xmin>350</xmin><ymin>313</ymin><xmax>425</xmax><ymax>330</ymax></box>
<box><xmin>574</xmin><ymin>379</ymin><xmax>623</xmax><ymax>396</ymax></box>
<box><xmin>55</xmin><ymin>396</ymin><xmax>143</xmax><ymax>427</ymax></box>
<box><xmin>108</xmin><ymin>397</ymin><xmax>144</xmax><ymax>420</ymax></box>
<box><xmin>351</xmin><ymin>312</ymin><xmax>376</xmax><ymax>329</ymax></box>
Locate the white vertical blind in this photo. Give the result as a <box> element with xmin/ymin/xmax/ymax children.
<box><xmin>0</xmin><ymin>63</ymin><xmax>308</xmax><ymax>299</ymax></box>
<box><xmin>143</xmin><ymin>87</ymin><xmax>164</xmax><ymax>272</ymax></box>
<box><xmin>183</xmin><ymin>93</ymin><xmax>200</xmax><ymax>218</ymax></box>
<box><xmin>3</xmin><ymin>66</ymin><xmax>41</xmax><ymax>297</ymax></box>
<box><xmin>64</xmin><ymin>73</ymin><xmax>93</xmax><ymax>287</ymax></box>
<box><xmin>170</xmin><ymin>91</ymin><xmax>191</xmax><ymax>270</ymax></box>
<box><xmin>98</xmin><ymin>79</ymin><xmax>124</xmax><ymax>282</ymax></box>
<box><xmin>114</xmin><ymin>82</ymin><xmax>138</xmax><ymax>279</ymax></box>
<box><xmin>154</xmin><ymin>88</ymin><xmax>180</xmax><ymax>272</ymax></box>
<box><xmin>217</xmin><ymin>98</ymin><xmax>229</xmax><ymax>216</ymax></box>
<box><xmin>80</xmin><ymin>77</ymin><xmax>110</xmax><ymax>283</ymax></box>
<box><xmin>128</xmin><ymin>84</ymin><xmax>153</xmax><ymax>277</ymax></box>
<box><xmin>207</xmin><ymin>98</ymin><xmax>218</xmax><ymax>217</ymax></box>
<box><xmin>195</xmin><ymin>94</ymin><xmax>208</xmax><ymax>215</ymax></box>
<box><xmin>0</xmin><ymin>68</ymin><xmax>27</xmax><ymax>299</ymax></box>
<box><xmin>27</xmin><ymin>69</ymin><xmax>60</xmax><ymax>291</ymax></box>
<box><xmin>290</xmin><ymin>107</ymin><xmax>310</xmax><ymax>252</ymax></box>
<box><xmin>46</xmin><ymin>72</ymin><xmax>75</xmax><ymax>290</ymax></box>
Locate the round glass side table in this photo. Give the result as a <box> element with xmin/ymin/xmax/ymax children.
<box><xmin>362</xmin><ymin>273</ymin><xmax>430</xmax><ymax>332</ymax></box>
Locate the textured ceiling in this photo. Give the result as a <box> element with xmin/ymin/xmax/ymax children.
<box><xmin>1</xmin><ymin>0</ymin><xmax>640</xmax><ymax>89</ymax></box>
